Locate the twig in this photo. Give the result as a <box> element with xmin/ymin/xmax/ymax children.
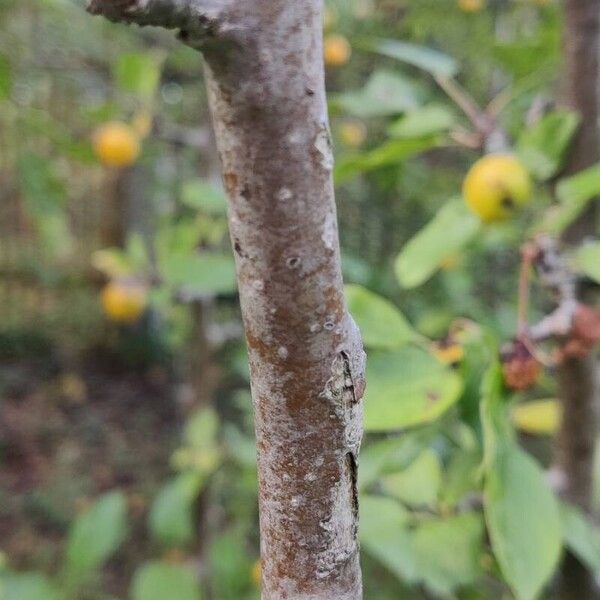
<box><xmin>434</xmin><ymin>75</ymin><xmax>483</xmax><ymax>128</ymax></box>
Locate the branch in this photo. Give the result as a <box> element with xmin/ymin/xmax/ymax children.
<box><xmin>86</xmin><ymin>0</ymin><xmax>225</xmax><ymax>46</ymax></box>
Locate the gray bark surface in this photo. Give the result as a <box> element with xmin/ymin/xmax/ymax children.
<box><xmin>87</xmin><ymin>2</ymin><xmax>365</xmax><ymax>598</ymax></box>
<box><xmin>557</xmin><ymin>0</ymin><xmax>600</xmax><ymax>513</ymax></box>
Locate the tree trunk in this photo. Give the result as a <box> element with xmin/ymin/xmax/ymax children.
<box><xmin>556</xmin><ymin>1</ymin><xmax>600</xmax><ymax>596</ymax></box>
<box><xmin>556</xmin><ymin>0</ymin><xmax>600</xmax><ymax>513</ymax></box>
<box><xmin>87</xmin><ymin>2</ymin><xmax>366</xmax><ymax>599</ymax></box>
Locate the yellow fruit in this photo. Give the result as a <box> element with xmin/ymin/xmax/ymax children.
<box><xmin>462</xmin><ymin>154</ymin><xmax>532</xmax><ymax>223</ymax></box>
<box><xmin>512</xmin><ymin>399</ymin><xmax>562</xmax><ymax>436</ymax></box>
<box><xmin>324</xmin><ymin>34</ymin><xmax>351</xmax><ymax>67</ymax></box>
<box><xmin>339</xmin><ymin>120</ymin><xmax>367</xmax><ymax>147</ymax></box>
<box><xmin>93</xmin><ymin>122</ymin><xmax>140</xmax><ymax>168</ymax></box>
<box><xmin>458</xmin><ymin>0</ymin><xmax>485</xmax><ymax>12</ymax></box>
<box><xmin>251</xmin><ymin>559</ymin><xmax>262</xmax><ymax>588</ymax></box>
<box><xmin>101</xmin><ymin>279</ymin><xmax>147</xmax><ymax>323</ymax></box>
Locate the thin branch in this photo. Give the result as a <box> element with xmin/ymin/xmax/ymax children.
<box><xmin>517</xmin><ymin>244</ymin><xmax>534</xmax><ymax>338</ymax></box>
<box><xmin>86</xmin><ymin>0</ymin><xmax>225</xmax><ymax>46</ymax></box>
<box><xmin>434</xmin><ymin>75</ymin><xmax>483</xmax><ymax>128</ymax></box>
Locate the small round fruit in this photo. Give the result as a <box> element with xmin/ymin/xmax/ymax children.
<box><xmin>339</xmin><ymin>120</ymin><xmax>367</xmax><ymax>147</ymax></box>
<box><xmin>93</xmin><ymin>122</ymin><xmax>141</xmax><ymax>168</ymax></box>
<box><xmin>101</xmin><ymin>279</ymin><xmax>147</xmax><ymax>323</ymax></box>
<box><xmin>500</xmin><ymin>339</ymin><xmax>541</xmax><ymax>391</ymax></box>
<box><xmin>463</xmin><ymin>154</ymin><xmax>532</xmax><ymax>223</ymax></box>
<box><xmin>458</xmin><ymin>0</ymin><xmax>485</xmax><ymax>12</ymax></box>
<box><xmin>324</xmin><ymin>34</ymin><xmax>351</xmax><ymax>67</ymax></box>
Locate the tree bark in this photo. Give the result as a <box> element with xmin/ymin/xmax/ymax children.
<box><xmin>556</xmin><ymin>1</ymin><xmax>600</xmax><ymax>597</ymax></box>
<box><xmin>556</xmin><ymin>0</ymin><xmax>600</xmax><ymax>513</ymax></box>
<box><xmin>87</xmin><ymin>2</ymin><xmax>366</xmax><ymax>599</ymax></box>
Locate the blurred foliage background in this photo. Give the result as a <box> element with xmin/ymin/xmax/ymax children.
<box><xmin>2</xmin><ymin>0</ymin><xmax>600</xmax><ymax>599</ymax></box>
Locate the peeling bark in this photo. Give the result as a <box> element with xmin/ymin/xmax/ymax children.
<box><xmin>87</xmin><ymin>2</ymin><xmax>365</xmax><ymax>598</ymax></box>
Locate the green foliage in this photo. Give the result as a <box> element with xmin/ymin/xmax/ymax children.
<box><xmin>150</xmin><ymin>408</ymin><xmax>221</xmax><ymax>547</ymax></box>
<box><xmin>209</xmin><ymin>529</ymin><xmax>254</xmax><ymax>600</ymax></box>
<box><xmin>561</xmin><ymin>503</ymin><xmax>600</xmax><ymax>573</ymax></box>
<box><xmin>335</xmin><ymin>136</ymin><xmax>439</xmax><ymax>183</ymax></box>
<box><xmin>395</xmin><ymin>201</ymin><xmax>480</xmax><ymax>289</ymax></box>
<box><xmin>3</xmin><ymin>1</ymin><xmax>597</xmax><ymax>599</ymax></box>
<box><xmin>516</xmin><ymin>109</ymin><xmax>580</xmax><ymax>181</ymax></box>
<box><xmin>149</xmin><ymin>474</ymin><xmax>204</xmax><ymax>548</ymax></box>
<box><xmin>1</xmin><ymin>573</ymin><xmax>59</xmax><ymax>600</ymax></box>
<box><xmin>64</xmin><ymin>491</ymin><xmax>128</xmax><ymax>590</ymax></box>
<box><xmin>572</xmin><ymin>241</ymin><xmax>600</xmax><ymax>284</ymax></box>
<box><xmin>539</xmin><ymin>163</ymin><xmax>600</xmax><ymax>234</ymax></box>
<box><xmin>17</xmin><ymin>152</ymin><xmax>72</xmax><ymax>258</ymax></box>
<box><xmin>411</xmin><ymin>513</ymin><xmax>483</xmax><ymax>596</ymax></box>
<box><xmin>334</xmin><ymin>70</ymin><xmax>423</xmax><ymax>118</ymax></box>
<box><xmin>345</xmin><ymin>284</ymin><xmax>416</xmax><ymax>349</ymax></box>
<box><xmin>131</xmin><ymin>562</ymin><xmax>201</xmax><ymax>600</ymax></box>
<box><xmin>360</xmin><ymin>495</ymin><xmax>414</xmax><ymax>581</ymax></box>
<box><xmin>382</xmin><ymin>449</ymin><xmax>441</xmax><ymax>507</ymax></box>
<box><xmin>113</xmin><ymin>52</ymin><xmax>163</xmax><ymax>100</ymax></box>
<box><xmin>160</xmin><ymin>253</ymin><xmax>237</xmax><ymax>296</ymax></box>
<box><xmin>364</xmin><ymin>38</ymin><xmax>460</xmax><ymax>77</ymax></box>
<box><xmin>0</xmin><ymin>53</ymin><xmax>11</xmax><ymax>98</ymax></box>
<box><xmin>364</xmin><ymin>346</ymin><xmax>463</xmax><ymax>431</ymax></box>
<box><xmin>180</xmin><ymin>180</ymin><xmax>228</xmax><ymax>216</ymax></box>
<box><xmin>388</xmin><ymin>104</ymin><xmax>456</xmax><ymax>139</ymax></box>
<box><xmin>481</xmin><ymin>365</ymin><xmax>562</xmax><ymax>600</ymax></box>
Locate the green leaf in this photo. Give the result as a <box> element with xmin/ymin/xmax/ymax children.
<box><xmin>180</xmin><ymin>180</ymin><xmax>228</xmax><ymax>216</ymax></box>
<box><xmin>439</xmin><ymin>450</ymin><xmax>481</xmax><ymax>508</ymax></box>
<box><xmin>149</xmin><ymin>473</ymin><xmax>204</xmax><ymax>547</ymax></box>
<box><xmin>480</xmin><ymin>361</ymin><xmax>510</xmax><ymax>471</ymax></box>
<box><xmin>64</xmin><ymin>491</ymin><xmax>127</xmax><ymax>588</ymax></box>
<box><xmin>113</xmin><ymin>52</ymin><xmax>162</xmax><ymax>99</ymax></box>
<box><xmin>360</xmin><ymin>495</ymin><xmax>416</xmax><ymax>582</ymax></box>
<box><xmin>412</xmin><ymin>513</ymin><xmax>484</xmax><ymax>596</ymax></box>
<box><xmin>538</xmin><ymin>163</ymin><xmax>600</xmax><ymax>234</ymax></box>
<box><xmin>335</xmin><ymin>136</ymin><xmax>439</xmax><ymax>184</ymax></box>
<box><xmin>388</xmin><ymin>104</ymin><xmax>456</xmax><ymax>139</ymax></box>
<box><xmin>364</xmin><ymin>38</ymin><xmax>459</xmax><ymax>77</ymax></box>
<box><xmin>17</xmin><ymin>153</ymin><xmax>65</xmax><ymax>217</ymax></box>
<box><xmin>561</xmin><ymin>503</ymin><xmax>600</xmax><ymax>573</ymax></box>
<box><xmin>345</xmin><ymin>284</ymin><xmax>416</xmax><ymax>350</ymax></box>
<box><xmin>517</xmin><ymin>110</ymin><xmax>580</xmax><ymax>181</ymax></box>
<box><xmin>334</xmin><ymin>70</ymin><xmax>422</xmax><ymax>118</ymax></box>
<box><xmin>209</xmin><ymin>529</ymin><xmax>253</xmax><ymax>600</ymax></box>
<box><xmin>359</xmin><ymin>434</ymin><xmax>430</xmax><ymax>491</ymax></box>
<box><xmin>2</xmin><ymin>573</ymin><xmax>58</xmax><ymax>600</ymax></box>
<box><xmin>478</xmin><ymin>357</ymin><xmax>561</xmax><ymax>600</ymax></box>
<box><xmin>364</xmin><ymin>347</ymin><xmax>463</xmax><ymax>432</ymax></box>
<box><xmin>16</xmin><ymin>152</ymin><xmax>73</xmax><ymax>257</ymax></box>
<box><xmin>382</xmin><ymin>449</ymin><xmax>441</xmax><ymax>507</ymax></box>
<box><xmin>184</xmin><ymin>407</ymin><xmax>219</xmax><ymax>451</ymax></box>
<box><xmin>131</xmin><ymin>562</ymin><xmax>201</xmax><ymax>600</ymax></box>
<box><xmin>395</xmin><ymin>200</ymin><xmax>480</xmax><ymax>289</ymax></box>
<box><xmin>161</xmin><ymin>253</ymin><xmax>237</xmax><ymax>296</ymax></box>
<box><xmin>571</xmin><ymin>241</ymin><xmax>600</xmax><ymax>284</ymax></box>
<box><xmin>0</xmin><ymin>53</ymin><xmax>11</xmax><ymax>99</ymax></box>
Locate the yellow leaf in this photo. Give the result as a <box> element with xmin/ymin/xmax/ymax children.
<box><xmin>512</xmin><ymin>400</ymin><xmax>562</xmax><ymax>436</ymax></box>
